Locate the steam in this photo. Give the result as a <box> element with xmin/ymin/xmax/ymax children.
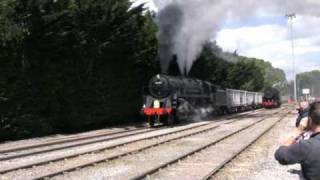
<box><xmin>153</xmin><ymin>0</ymin><xmax>320</xmax><ymax>74</ymax></box>
<box><xmin>176</xmin><ymin>99</ymin><xmax>214</xmax><ymax>121</ymax></box>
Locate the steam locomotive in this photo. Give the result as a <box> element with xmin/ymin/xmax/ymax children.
<box><xmin>141</xmin><ymin>74</ymin><xmax>263</xmax><ymax>127</ymax></box>
<box><xmin>262</xmin><ymin>87</ymin><xmax>281</xmax><ymax>108</ymax></box>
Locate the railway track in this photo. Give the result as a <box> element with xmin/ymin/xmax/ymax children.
<box><xmin>0</xmin><ymin>126</ymin><xmax>152</xmax><ymax>154</ymax></box>
<box><xmin>0</xmin><ymin>109</ymin><xmax>265</xmax><ymax>179</ymax></box>
<box><xmin>140</xmin><ymin>110</ymin><xmax>290</xmax><ymax>180</ymax></box>
<box><xmin>0</xmin><ymin>110</ymin><xmax>261</xmax><ymax>163</ymax></box>
<box><xmin>0</xmin><ymin>127</ymin><xmax>158</xmax><ymax>161</ymax></box>
<box><xmin>0</xmin><ymin>109</ymin><xmax>259</xmax><ymax>160</ymax></box>
<box><xmin>131</xmin><ymin>110</ymin><xmax>287</xmax><ymax>180</ymax></box>
<box><xmin>0</xmin><ymin>122</ymin><xmax>210</xmax><ymax>173</ymax></box>
<box><xmin>46</xmin><ymin>109</ymin><xmax>286</xmax><ymax>180</ymax></box>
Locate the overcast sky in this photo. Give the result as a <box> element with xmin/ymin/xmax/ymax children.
<box><xmin>132</xmin><ymin>0</ymin><xmax>320</xmax><ymax>80</ymax></box>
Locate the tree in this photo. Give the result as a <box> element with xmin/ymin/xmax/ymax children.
<box><xmin>227</xmin><ymin>58</ymin><xmax>265</xmax><ymax>91</ymax></box>
<box><xmin>189</xmin><ymin>42</ymin><xmax>230</xmax><ymax>88</ymax></box>
<box><xmin>297</xmin><ymin>70</ymin><xmax>320</xmax><ymax>98</ymax></box>
<box><xmin>0</xmin><ymin>0</ymin><xmax>159</xmax><ymax>141</ymax></box>
<box><xmin>190</xmin><ymin>42</ymin><xmax>267</xmax><ymax>91</ymax></box>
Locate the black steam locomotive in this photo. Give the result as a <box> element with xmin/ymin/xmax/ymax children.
<box><xmin>262</xmin><ymin>87</ymin><xmax>281</xmax><ymax>108</ymax></box>
<box><xmin>142</xmin><ymin>74</ymin><xmax>263</xmax><ymax>127</ymax></box>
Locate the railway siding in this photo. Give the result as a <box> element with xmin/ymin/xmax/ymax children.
<box><xmin>0</xmin><ymin>126</ymin><xmax>145</xmax><ymax>152</ymax></box>
<box><xmin>0</xmin><ymin>110</ymin><xmax>263</xmax><ymax>180</ymax></box>
<box><xmin>48</xmin><ymin>110</ymin><xmax>284</xmax><ymax>180</ymax></box>
<box><xmin>0</xmin><ymin>128</ymin><xmax>156</xmax><ymax>161</ymax></box>
<box><xmin>0</xmin><ymin>110</ymin><xmax>260</xmax><ymax>161</ymax></box>
<box><xmin>211</xmin><ymin>112</ymin><xmax>300</xmax><ymax>180</ymax></box>
<box><xmin>0</xmin><ymin>121</ymin><xmax>212</xmax><ymax>173</ymax></box>
<box><xmin>0</xmin><ymin>109</ymin><xmax>281</xmax><ymax>180</ymax></box>
<box><xmin>149</xmin><ymin>112</ymin><xmax>289</xmax><ymax>179</ymax></box>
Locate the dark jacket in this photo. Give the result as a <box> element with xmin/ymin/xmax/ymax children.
<box><xmin>296</xmin><ymin>108</ymin><xmax>309</xmax><ymax>127</ymax></box>
<box><xmin>275</xmin><ymin>133</ymin><xmax>320</xmax><ymax>180</ymax></box>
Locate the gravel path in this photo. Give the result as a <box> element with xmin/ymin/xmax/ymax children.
<box><xmin>212</xmin><ymin>112</ymin><xmax>301</xmax><ymax>180</ymax></box>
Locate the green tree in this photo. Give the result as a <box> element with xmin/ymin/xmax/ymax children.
<box><xmin>227</xmin><ymin>58</ymin><xmax>265</xmax><ymax>91</ymax></box>
<box><xmin>189</xmin><ymin>42</ymin><xmax>281</xmax><ymax>92</ymax></box>
<box><xmin>189</xmin><ymin>42</ymin><xmax>231</xmax><ymax>88</ymax></box>
<box><xmin>297</xmin><ymin>70</ymin><xmax>320</xmax><ymax>98</ymax></box>
<box><xmin>0</xmin><ymin>0</ymin><xmax>159</xmax><ymax>141</ymax></box>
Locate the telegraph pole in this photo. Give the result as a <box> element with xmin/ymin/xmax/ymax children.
<box><xmin>286</xmin><ymin>13</ymin><xmax>297</xmax><ymax>102</ymax></box>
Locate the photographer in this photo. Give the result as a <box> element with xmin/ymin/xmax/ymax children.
<box><xmin>275</xmin><ymin>102</ymin><xmax>320</xmax><ymax>180</ymax></box>
<box><xmin>296</xmin><ymin>101</ymin><xmax>309</xmax><ymax>128</ymax></box>
<box><xmin>293</xmin><ymin>101</ymin><xmax>311</xmax><ymax>141</ymax></box>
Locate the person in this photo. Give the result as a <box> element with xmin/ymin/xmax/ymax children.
<box><xmin>275</xmin><ymin>102</ymin><xmax>320</xmax><ymax>180</ymax></box>
<box><xmin>296</xmin><ymin>101</ymin><xmax>309</xmax><ymax>128</ymax></box>
<box><xmin>295</xmin><ymin>101</ymin><xmax>311</xmax><ymax>140</ymax></box>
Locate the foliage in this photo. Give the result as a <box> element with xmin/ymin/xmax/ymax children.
<box><xmin>189</xmin><ymin>43</ymin><xmax>230</xmax><ymax>88</ymax></box>
<box><xmin>227</xmin><ymin>58</ymin><xmax>265</xmax><ymax>91</ymax></box>
<box><xmin>297</xmin><ymin>70</ymin><xmax>320</xmax><ymax>98</ymax></box>
<box><xmin>190</xmin><ymin>42</ymin><xmax>285</xmax><ymax>92</ymax></box>
<box><xmin>0</xmin><ymin>0</ymin><xmax>158</xmax><ymax>141</ymax></box>
<box><xmin>0</xmin><ymin>1</ymin><xmax>288</xmax><ymax>141</ymax></box>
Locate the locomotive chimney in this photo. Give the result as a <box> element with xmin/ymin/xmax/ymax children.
<box><xmin>168</xmin><ymin>54</ymin><xmax>181</xmax><ymax>76</ymax></box>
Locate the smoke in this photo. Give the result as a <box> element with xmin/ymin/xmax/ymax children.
<box><xmin>156</xmin><ymin>4</ymin><xmax>184</xmax><ymax>72</ymax></box>
<box><xmin>153</xmin><ymin>0</ymin><xmax>320</xmax><ymax>74</ymax></box>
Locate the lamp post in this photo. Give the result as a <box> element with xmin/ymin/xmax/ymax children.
<box><xmin>286</xmin><ymin>13</ymin><xmax>297</xmax><ymax>102</ymax></box>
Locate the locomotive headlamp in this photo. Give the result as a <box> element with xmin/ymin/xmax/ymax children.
<box><xmin>153</xmin><ymin>100</ymin><xmax>160</xmax><ymax>108</ymax></box>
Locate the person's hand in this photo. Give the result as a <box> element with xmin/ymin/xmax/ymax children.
<box><xmin>305</xmin><ymin>117</ymin><xmax>313</xmax><ymax>131</ymax></box>
<box><xmin>282</xmin><ymin>135</ymin><xmax>300</xmax><ymax>146</ymax></box>
<box><xmin>292</xmin><ymin>117</ymin><xmax>307</xmax><ymax>137</ymax></box>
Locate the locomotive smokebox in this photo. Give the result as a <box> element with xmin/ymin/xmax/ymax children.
<box><xmin>148</xmin><ymin>74</ymin><xmax>171</xmax><ymax>99</ymax></box>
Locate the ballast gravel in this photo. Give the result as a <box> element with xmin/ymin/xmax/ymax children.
<box><xmin>212</xmin><ymin>112</ymin><xmax>302</xmax><ymax>180</ymax></box>
<box><xmin>51</xmin><ymin>113</ymin><xmax>275</xmax><ymax>180</ymax></box>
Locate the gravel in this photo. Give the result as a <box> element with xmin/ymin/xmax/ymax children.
<box><xmin>0</xmin><ymin>122</ymin><xmax>211</xmax><ymax>173</ymax></box>
<box><xmin>0</xmin><ymin>109</ymin><xmax>270</xmax><ymax>180</ymax></box>
<box><xmin>212</xmin><ymin>112</ymin><xmax>301</xmax><ymax>180</ymax></box>
<box><xmin>0</xmin><ymin>110</ymin><xmax>259</xmax><ymax>152</ymax></box>
<box><xmin>0</xmin><ymin>128</ymin><xmax>154</xmax><ymax>160</ymax></box>
<box><xmin>50</xmin><ymin>111</ymin><xmax>276</xmax><ymax>180</ymax></box>
<box><xmin>149</xmin><ymin>113</ymin><xmax>286</xmax><ymax>180</ymax></box>
<box><xmin>0</xmin><ymin>124</ymin><xmax>147</xmax><ymax>147</ymax></box>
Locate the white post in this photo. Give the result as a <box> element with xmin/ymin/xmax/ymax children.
<box><xmin>286</xmin><ymin>13</ymin><xmax>297</xmax><ymax>102</ymax></box>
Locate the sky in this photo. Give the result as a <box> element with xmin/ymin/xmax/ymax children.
<box><xmin>132</xmin><ymin>0</ymin><xmax>320</xmax><ymax>80</ymax></box>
